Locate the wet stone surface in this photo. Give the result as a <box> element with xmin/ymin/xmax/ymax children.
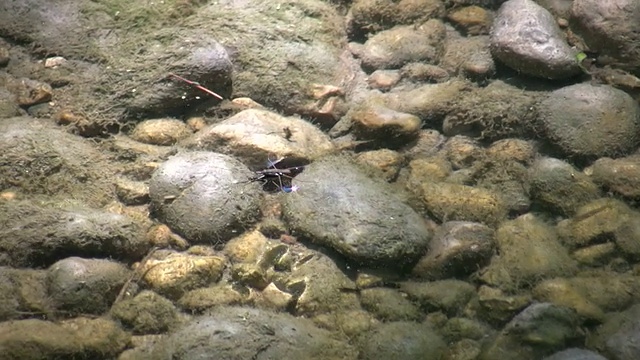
<box><xmin>149</xmin><ymin>306</ymin><xmax>357</xmax><ymax>360</ymax></box>
<box><xmin>491</xmin><ymin>0</ymin><xmax>580</xmax><ymax>79</ymax></box>
<box><xmin>282</xmin><ymin>155</ymin><xmax>433</xmax><ymax>267</ymax></box>
<box><xmin>2</xmin><ymin>0</ymin><xmax>640</xmax><ymax>359</ymax></box>
<box><xmin>149</xmin><ymin>151</ymin><xmax>262</xmax><ymax>245</ymax></box>
<box><xmin>0</xmin><ymin>199</ymin><xmax>149</xmax><ymax>267</ymax></box>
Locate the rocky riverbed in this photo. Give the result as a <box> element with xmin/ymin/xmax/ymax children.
<box><xmin>1</xmin><ymin>0</ymin><xmax>640</xmax><ymax>359</ymax></box>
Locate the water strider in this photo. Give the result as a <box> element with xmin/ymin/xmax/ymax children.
<box><xmin>249</xmin><ymin>155</ymin><xmax>306</xmax><ymax>193</ymax></box>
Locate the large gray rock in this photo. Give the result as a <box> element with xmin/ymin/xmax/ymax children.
<box><xmin>482</xmin><ymin>303</ymin><xmax>582</xmax><ymax>360</ymax></box>
<box><xmin>358</xmin><ymin>321</ymin><xmax>446</xmax><ymax>360</ymax></box>
<box><xmin>571</xmin><ymin>0</ymin><xmax>640</xmax><ymax>75</ymax></box>
<box><xmin>149</xmin><ymin>151</ymin><xmax>262</xmax><ymax>244</ymax></box>
<box><xmin>0</xmin><ymin>117</ymin><xmax>115</xmax><ymax>206</ymax></box>
<box><xmin>149</xmin><ymin>306</ymin><xmax>356</xmax><ymax>359</ymax></box>
<box><xmin>282</xmin><ymin>156</ymin><xmax>433</xmax><ymax>266</ymax></box>
<box><xmin>538</xmin><ymin>83</ymin><xmax>640</xmax><ymax>158</ymax></box>
<box><xmin>587</xmin><ymin>303</ymin><xmax>640</xmax><ymax>360</ymax></box>
<box><xmin>0</xmin><ymin>200</ymin><xmax>149</xmax><ymax>267</ymax></box>
<box><xmin>491</xmin><ymin>0</ymin><xmax>581</xmax><ymax>79</ymax></box>
<box><xmin>0</xmin><ymin>318</ymin><xmax>129</xmax><ymax>360</ymax></box>
<box><xmin>47</xmin><ymin>257</ymin><xmax>130</xmax><ymax>315</ymax></box>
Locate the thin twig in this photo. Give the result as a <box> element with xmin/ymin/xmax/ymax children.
<box><xmin>114</xmin><ymin>247</ymin><xmax>160</xmax><ymax>304</ymax></box>
<box><xmin>168</xmin><ymin>73</ymin><xmax>224</xmax><ymax>100</ymax></box>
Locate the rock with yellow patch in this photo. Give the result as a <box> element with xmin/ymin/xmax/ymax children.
<box><xmin>231</xmin><ymin>263</ymin><xmax>269</xmax><ymax>290</ymax></box>
<box><xmin>223</xmin><ymin>230</ymin><xmax>268</xmax><ymax>264</ymax></box>
<box><xmin>533</xmin><ymin>278</ymin><xmax>605</xmax><ymax>322</ymax></box>
<box><xmin>418</xmin><ymin>182</ymin><xmax>507</xmax><ymax>226</ymax></box>
<box><xmin>405</xmin><ymin>157</ymin><xmax>452</xmax><ymax>185</ymax></box>
<box><xmin>13</xmin><ymin>78</ymin><xmax>52</xmax><ymax>106</ymax></box>
<box><xmin>476</xmin><ymin>285</ymin><xmax>531</xmax><ymax>324</ymax></box>
<box><xmin>178</xmin><ymin>284</ymin><xmax>247</xmax><ymax>312</ymax></box>
<box><xmin>251</xmin><ymin>283</ymin><xmax>293</xmax><ymax>311</ymax></box>
<box><xmin>181</xmin><ymin>108</ymin><xmax>334</xmax><ymax>169</ymax></box>
<box><xmin>140</xmin><ymin>251</ymin><xmax>226</xmax><ymax>300</ymax></box>
<box><xmin>115</xmin><ymin>177</ymin><xmax>149</xmax><ymax>206</ymax></box>
<box><xmin>587</xmin><ymin>155</ymin><xmax>640</xmax><ymax>199</ymax></box>
<box><xmin>349</xmin><ymin>103</ymin><xmax>422</xmax><ymax>143</ymax></box>
<box><xmin>131</xmin><ymin>118</ymin><xmax>192</xmax><ymax>146</ymax></box>
<box><xmin>557</xmin><ymin>198</ymin><xmax>640</xmax><ymax>260</ymax></box>
<box><xmin>447</xmin><ymin>5</ymin><xmax>492</xmax><ymax>35</ymax></box>
<box><xmin>478</xmin><ymin>214</ymin><xmax>577</xmax><ymax>291</ymax></box>
<box><xmin>486</xmin><ymin>138</ymin><xmax>536</xmax><ymax>164</ymax></box>
<box><xmin>356</xmin><ymin>149</ymin><xmax>403</xmax><ymax>182</ymax></box>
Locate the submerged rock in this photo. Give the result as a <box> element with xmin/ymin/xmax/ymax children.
<box><xmin>570</xmin><ymin>0</ymin><xmax>640</xmax><ymax>75</ymax></box>
<box><xmin>358</xmin><ymin>321</ymin><xmax>446</xmax><ymax>360</ymax></box>
<box><xmin>282</xmin><ymin>156</ymin><xmax>432</xmax><ymax>267</ymax></box>
<box><xmin>149</xmin><ymin>306</ymin><xmax>357</xmax><ymax>359</ymax></box>
<box><xmin>481</xmin><ymin>303</ymin><xmax>582</xmax><ymax>360</ymax></box>
<box><xmin>0</xmin><ymin>199</ymin><xmax>149</xmax><ymax>267</ymax></box>
<box><xmin>538</xmin><ymin>83</ymin><xmax>640</xmax><ymax>158</ymax></box>
<box><xmin>491</xmin><ymin>0</ymin><xmax>580</xmax><ymax>79</ymax></box>
<box><xmin>149</xmin><ymin>151</ymin><xmax>262</xmax><ymax>244</ymax></box>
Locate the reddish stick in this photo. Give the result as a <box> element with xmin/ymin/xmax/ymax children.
<box><xmin>168</xmin><ymin>73</ymin><xmax>224</xmax><ymax>100</ymax></box>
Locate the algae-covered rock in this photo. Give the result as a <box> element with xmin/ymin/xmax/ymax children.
<box><xmin>360</xmin><ymin>19</ymin><xmax>446</xmax><ymax>71</ymax></box>
<box><xmin>283</xmin><ymin>156</ymin><xmax>432</xmax><ymax>266</ymax></box>
<box><xmin>538</xmin><ymin>83</ymin><xmax>640</xmax><ymax>158</ymax></box>
<box><xmin>0</xmin><ymin>200</ymin><xmax>148</xmax><ymax>267</ymax></box>
<box><xmin>400</xmin><ymin>279</ymin><xmax>476</xmax><ymax>316</ymax></box>
<box><xmin>359</xmin><ymin>288</ymin><xmax>423</xmax><ymax>322</ymax></box>
<box><xmin>110</xmin><ymin>290</ymin><xmax>178</xmax><ymax>334</ymax></box>
<box><xmin>47</xmin><ymin>257</ymin><xmax>130</xmax><ymax>316</ymax></box>
<box><xmin>349</xmin><ymin>0</ymin><xmax>445</xmax><ymax>35</ymax></box>
<box><xmin>0</xmin><ymin>117</ymin><xmax>115</xmax><ymax>206</ymax></box>
<box><xmin>418</xmin><ymin>181</ymin><xmax>507</xmax><ymax>227</ymax></box>
<box><xmin>481</xmin><ymin>303</ymin><xmax>582</xmax><ymax>360</ymax></box>
<box><xmin>0</xmin><ymin>0</ymin><xmax>350</xmax><ymax>123</ymax></box>
<box><xmin>557</xmin><ymin>198</ymin><xmax>640</xmax><ymax>259</ymax></box>
<box><xmin>479</xmin><ymin>214</ymin><xmax>577</xmax><ymax>291</ymax></box>
<box><xmin>528</xmin><ymin>157</ymin><xmax>601</xmax><ymax>216</ymax></box>
<box><xmin>149</xmin><ymin>151</ymin><xmax>262</xmax><ymax>244</ymax></box>
<box><xmin>0</xmin><ymin>268</ymin><xmax>49</xmax><ymax>322</ymax></box>
<box><xmin>443</xmin><ymin>81</ymin><xmax>540</xmax><ymax>141</ymax></box>
<box><xmin>412</xmin><ymin>221</ymin><xmax>495</xmax><ymax>280</ymax></box>
<box><xmin>586</xmin><ymin>303</ymin><xmax>640</xmax><ymax>360</ymax></box>
<box><xmin>150</xmin><ymin>306</ymin><xmax>357</xmax><ymax>359</ymax></box>
<box><xmin>587</xmin><ymin>155</ymin><xmax>640</xmax><ymax>199</ymax></box>
<box><xmin>358</xmin><ymin>321</ymin><xmax>446</xmax><ymax>360</ymax></box>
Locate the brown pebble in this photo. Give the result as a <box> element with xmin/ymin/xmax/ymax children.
<box><xmin>279</xmin><ymin>234</ymin><xmax>297</xmax><ymax>245</ymax></box>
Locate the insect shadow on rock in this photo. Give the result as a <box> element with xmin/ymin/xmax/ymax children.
<box><xmin>250</xmin><ymin>155</ymin><xmax>306</xmax><ymax>193</ymax></box>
